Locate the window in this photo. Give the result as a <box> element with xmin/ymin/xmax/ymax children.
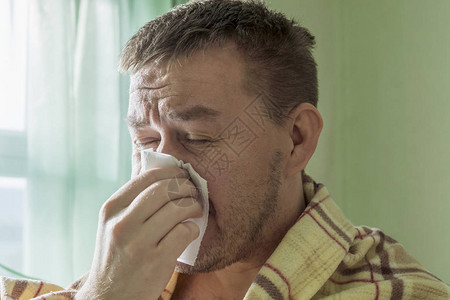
<box><xmin>0</xmin><ymin>0</ymin><xmax>27</xmax><ymax>132</ymax></box>
<box><xmin>0</xmin><ymin>0</ymin><xmax>28</xmax><ymax>277</ymax></box>
<box><xmin>0</xmin><ymin>178</ymin><xmax>26</xmax><ymax>277</ymax></box>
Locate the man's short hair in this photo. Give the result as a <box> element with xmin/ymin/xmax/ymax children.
<box><xmin>119</xmin><ymin>0</ymin><xmax>318</xmax><ymax>125</ymax></box>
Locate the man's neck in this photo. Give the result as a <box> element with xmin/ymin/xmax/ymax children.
<box><xmin>172</xmin><ymin>261</ymin><xmax>263</xmax><ymax>300</ymax></box>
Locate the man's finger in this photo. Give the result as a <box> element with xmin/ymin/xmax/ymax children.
<box><xmin>122</xmin><ymin>177</ymin><xmax>199</xmax><ymax>225</ymax></box>
<box><xmin>141</xmin><ymin>200</ymin><xmax>202</xmax><ymax>246</ymax></box>
<box><xmin>100</xmin><ymin>167</ymin><xmax>189</xmax><ymax>220</ymax></box>
<box><xmin>156</xmin><ymin>221</ymin><xmax>201</xmax><ymax>257</ymax></box>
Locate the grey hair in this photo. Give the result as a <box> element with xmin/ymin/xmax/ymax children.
<box><xmin>119</xmin><ymin>0</ymin><xmax>318</xmax><ymax>125</ymax></box>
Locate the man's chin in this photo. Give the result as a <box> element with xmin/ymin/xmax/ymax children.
<box><xmin>175</xmin><ymin>261</ymin><xmax>213</xmax><ymax>274</ymax></box>
<box><xmin>174</xmin><ymin>254</ymin><xmax>234</xmax><ymax>274</ymax></box>
<box><xmin>175</xmin><ymin>262</ymin><xmax>201</xmax><ymax>274</ymax></box>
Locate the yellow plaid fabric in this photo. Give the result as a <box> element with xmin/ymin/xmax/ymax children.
<box><xmin>161</xmin><ymin>173</ymin><xmax>450</xmax><ymax>300</ymax></box>
<box><xmin>1</xmin><ymin>173</ymin><xmax>449</xmax><ymax>299</ymax></box>
<box><xmin>0</xmin><ymin>276</ymin><xmax>75</xmax><ymax>299</ymax></box>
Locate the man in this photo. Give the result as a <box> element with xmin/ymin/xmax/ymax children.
<box><xmin>1</xmin><ymin>1</ymin><xmax>448</xmax><ymax>299</ymax></box>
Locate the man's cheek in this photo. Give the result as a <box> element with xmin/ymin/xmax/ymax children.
<box><xmin>190</xmin><ymin>145</ymin><xmax>235</xmax><ymax>183</ymax></box>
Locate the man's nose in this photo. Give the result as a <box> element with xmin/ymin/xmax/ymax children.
<box><xmin>156</xmin><ymin>137</ymin><xmax>184</xmax><ymax>160</ymax></box>
<box><xmin>135</xmin><ymin>136</ymin><xmax>187</xmax><ymax>177</ymax></box>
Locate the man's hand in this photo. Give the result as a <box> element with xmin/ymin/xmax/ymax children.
<box><xmin>75</xmin><ymin>167</ymin><xmax>202</xmax><ymax>300</ymax></box>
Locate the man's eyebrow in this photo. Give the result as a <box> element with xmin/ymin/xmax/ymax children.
<box><xmin>166</xmin><ymin>105</ymin><xmax>221</xmax><ymax>121</ymax></box>
<box><xmin>126</xmin><ymin>105</ymin><xmax>220</xmax><ymax>128</ymax></box>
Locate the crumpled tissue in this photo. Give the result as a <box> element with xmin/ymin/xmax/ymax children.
<box><xmin>140</xmin><ymin>149</ymin><xmax>209</xmax><ymax>266</ymax></box>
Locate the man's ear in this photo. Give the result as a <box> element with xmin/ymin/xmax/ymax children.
<box><xmin>285</xmin><ymin>103</ymin><xmax>323</xmax><ymax>178</ymax></box>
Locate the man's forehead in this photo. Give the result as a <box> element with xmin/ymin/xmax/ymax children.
<box><xmin>129</xmin><ymin>63</ymin><xmax>170</xmax><ymax>93</ymax></box>
<box><xmin>130</xmin><ymin>44</ymin><xmax>247</xmax><ymax>92</ymax></box>
<box><xmin>126</xmin><ymin>45</ymin><xmax>260</xmax><ymax>130</ymax></box>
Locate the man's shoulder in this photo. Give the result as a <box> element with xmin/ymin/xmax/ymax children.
<box><xmin>314</xmin><ymin>226</ymin><xmax>450</xmax><ymax>299</ymax></box>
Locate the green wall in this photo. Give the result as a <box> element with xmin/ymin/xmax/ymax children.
<box><xmin>268</xmin><ymin>0</ymin><xmax>450</xmax><ymax>283</ymax></box>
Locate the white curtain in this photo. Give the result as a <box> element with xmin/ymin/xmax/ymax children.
<box><xmin>25</xmin><ymin>0</ymin><xmax>177</xmax><ymax>287</ymax></box>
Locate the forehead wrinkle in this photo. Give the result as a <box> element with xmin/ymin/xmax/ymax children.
<box><xmin>128</xmin><ymin>92</ymin><xmax>185</xmax><ymax>130</ymax></box>
<box><xmin>129</xmin><ymin>83</ymin><xmax>171</xmax><ymax>94</ymax></box>
<box><xmin>127</xmin><ymin>99</ymin><xmax>151</xmax><ymax>129</ymax></box>
<box><xmin>129</xmin><ymin>62</ymin><xmax>171</xmax><ymax>95</ymax></box>
<box><xmin>126</xmin><ymin>115</ymin><xmax>148</xmax><ymax>129</ymax></box>
<box><xmin>129</xmin><ymin>82</ymin><xmax>174</xmax><ymax>114</ymax></box>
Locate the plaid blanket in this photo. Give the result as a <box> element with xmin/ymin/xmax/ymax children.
<box><xmin>1</xmin><ymin>174</ymin><xmax>449</xmax><ymax>299</ymax></box>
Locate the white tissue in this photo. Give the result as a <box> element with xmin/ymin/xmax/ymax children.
<box><xmin>140</xmin><ymin>149</ymin><xmax>209</xmax><ymax>266</ymax></box>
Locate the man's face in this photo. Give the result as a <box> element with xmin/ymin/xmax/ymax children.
<box><xmin>127</xmin><ymin>45</ymin><xmax>292</xmax><ymax>272</ymax></box>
